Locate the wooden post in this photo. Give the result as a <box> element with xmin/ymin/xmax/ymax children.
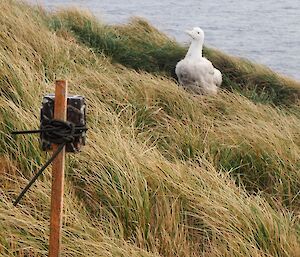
<box><xmin>49</xmin><ymin>80</ymin><xmax>68</xmax><ymax>257</ymax></box>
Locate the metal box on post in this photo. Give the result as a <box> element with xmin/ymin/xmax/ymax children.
<box><xmin>40</xmin><ymin>94</ymin><xmax>86</xmax><ymax>152</ymax></box>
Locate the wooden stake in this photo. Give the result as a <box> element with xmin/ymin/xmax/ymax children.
<box><xmin>49</xmin><ymin>80</ymin><xmax>68</xmax><ymax>257</ymax></box>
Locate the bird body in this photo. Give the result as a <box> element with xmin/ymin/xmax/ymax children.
<box><xmin>175</xmin><ymin>27</ymin><xmax>222</xmax><ymax>95</ymax></box>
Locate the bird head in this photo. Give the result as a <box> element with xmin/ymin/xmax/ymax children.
<box><xmin>186</xmin><ymin>27</ymin><xmax>205</xmax><ymax>43</ymax></box>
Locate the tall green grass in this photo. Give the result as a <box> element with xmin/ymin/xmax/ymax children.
<box><xmin>1</xmin><ymin>0</ymin><xmax>300</xmax><ymax>256</ymax></box>
<box><xmin>47</xmin><ymin>9</ymin><xmax>300</xmax><ymax>105</ymax></box>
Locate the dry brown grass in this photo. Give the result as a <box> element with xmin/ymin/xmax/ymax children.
<box><xmin>0</xmin><ymin>0</ymin><xmax>300</xmax><ymax>256</ymax></box>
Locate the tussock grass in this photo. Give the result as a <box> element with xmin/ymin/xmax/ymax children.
<box><xmin>47</xmin><ymin>9</ymin><xmax>300</xmax><ymax>105</ymax></box>
<box><xmin>1</xmin><ymin>0</ymin><xmax>300</xmax><ymax>256</ymax></box>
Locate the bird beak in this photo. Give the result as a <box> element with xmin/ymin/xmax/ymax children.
<box><xmin>185</xmin><ymin>30</ymin><xmax>193</xmax><ymax>37</ymax></box>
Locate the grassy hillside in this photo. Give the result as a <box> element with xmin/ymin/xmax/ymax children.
<box><xmin>1</xmin><ymin>0</ymin><xmax>300</xmax><ymax>256</ymax></box>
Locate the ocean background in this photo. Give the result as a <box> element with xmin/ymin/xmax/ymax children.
<box><xmin>29</xmin><ymin>0</ymin><xmax>300</xmax><ymax>80</ymax></box>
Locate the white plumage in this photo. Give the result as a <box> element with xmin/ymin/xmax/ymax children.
<box><xmin>175</xmin><ymin>27</ymin><xmax>222</xmax><ymax>95</ymax></box>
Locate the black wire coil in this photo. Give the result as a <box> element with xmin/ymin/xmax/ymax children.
<box><xmin>12</xmin><ymin>119</ymin><xmax>87</xmax><ymax>206</ymax></box>
<box><xmin>41</xmin><ymin>119</ymin><xmax>84</xmax><ymax>145</ymax></box>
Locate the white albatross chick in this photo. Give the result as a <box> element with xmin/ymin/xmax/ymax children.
<box><xmin>175</xmin><ymin>27</ymin><xmax>222</xmax><ymax>95</ymax></box>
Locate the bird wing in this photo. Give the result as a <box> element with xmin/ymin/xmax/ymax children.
<box><xmin>195</xmin><ymin>58</ymin><xmax>222</xmax><ymax>88</ymax></box>
<box><xmin>213</xmin><ymin>68</ymin><xmax>222</xmax><ymax>87</ymax></box>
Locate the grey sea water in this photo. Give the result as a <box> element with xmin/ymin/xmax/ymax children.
<box><xmin>31</xmin><ymin>0</ymin><xmax>300</xmax><ymax>80</ymax></box>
